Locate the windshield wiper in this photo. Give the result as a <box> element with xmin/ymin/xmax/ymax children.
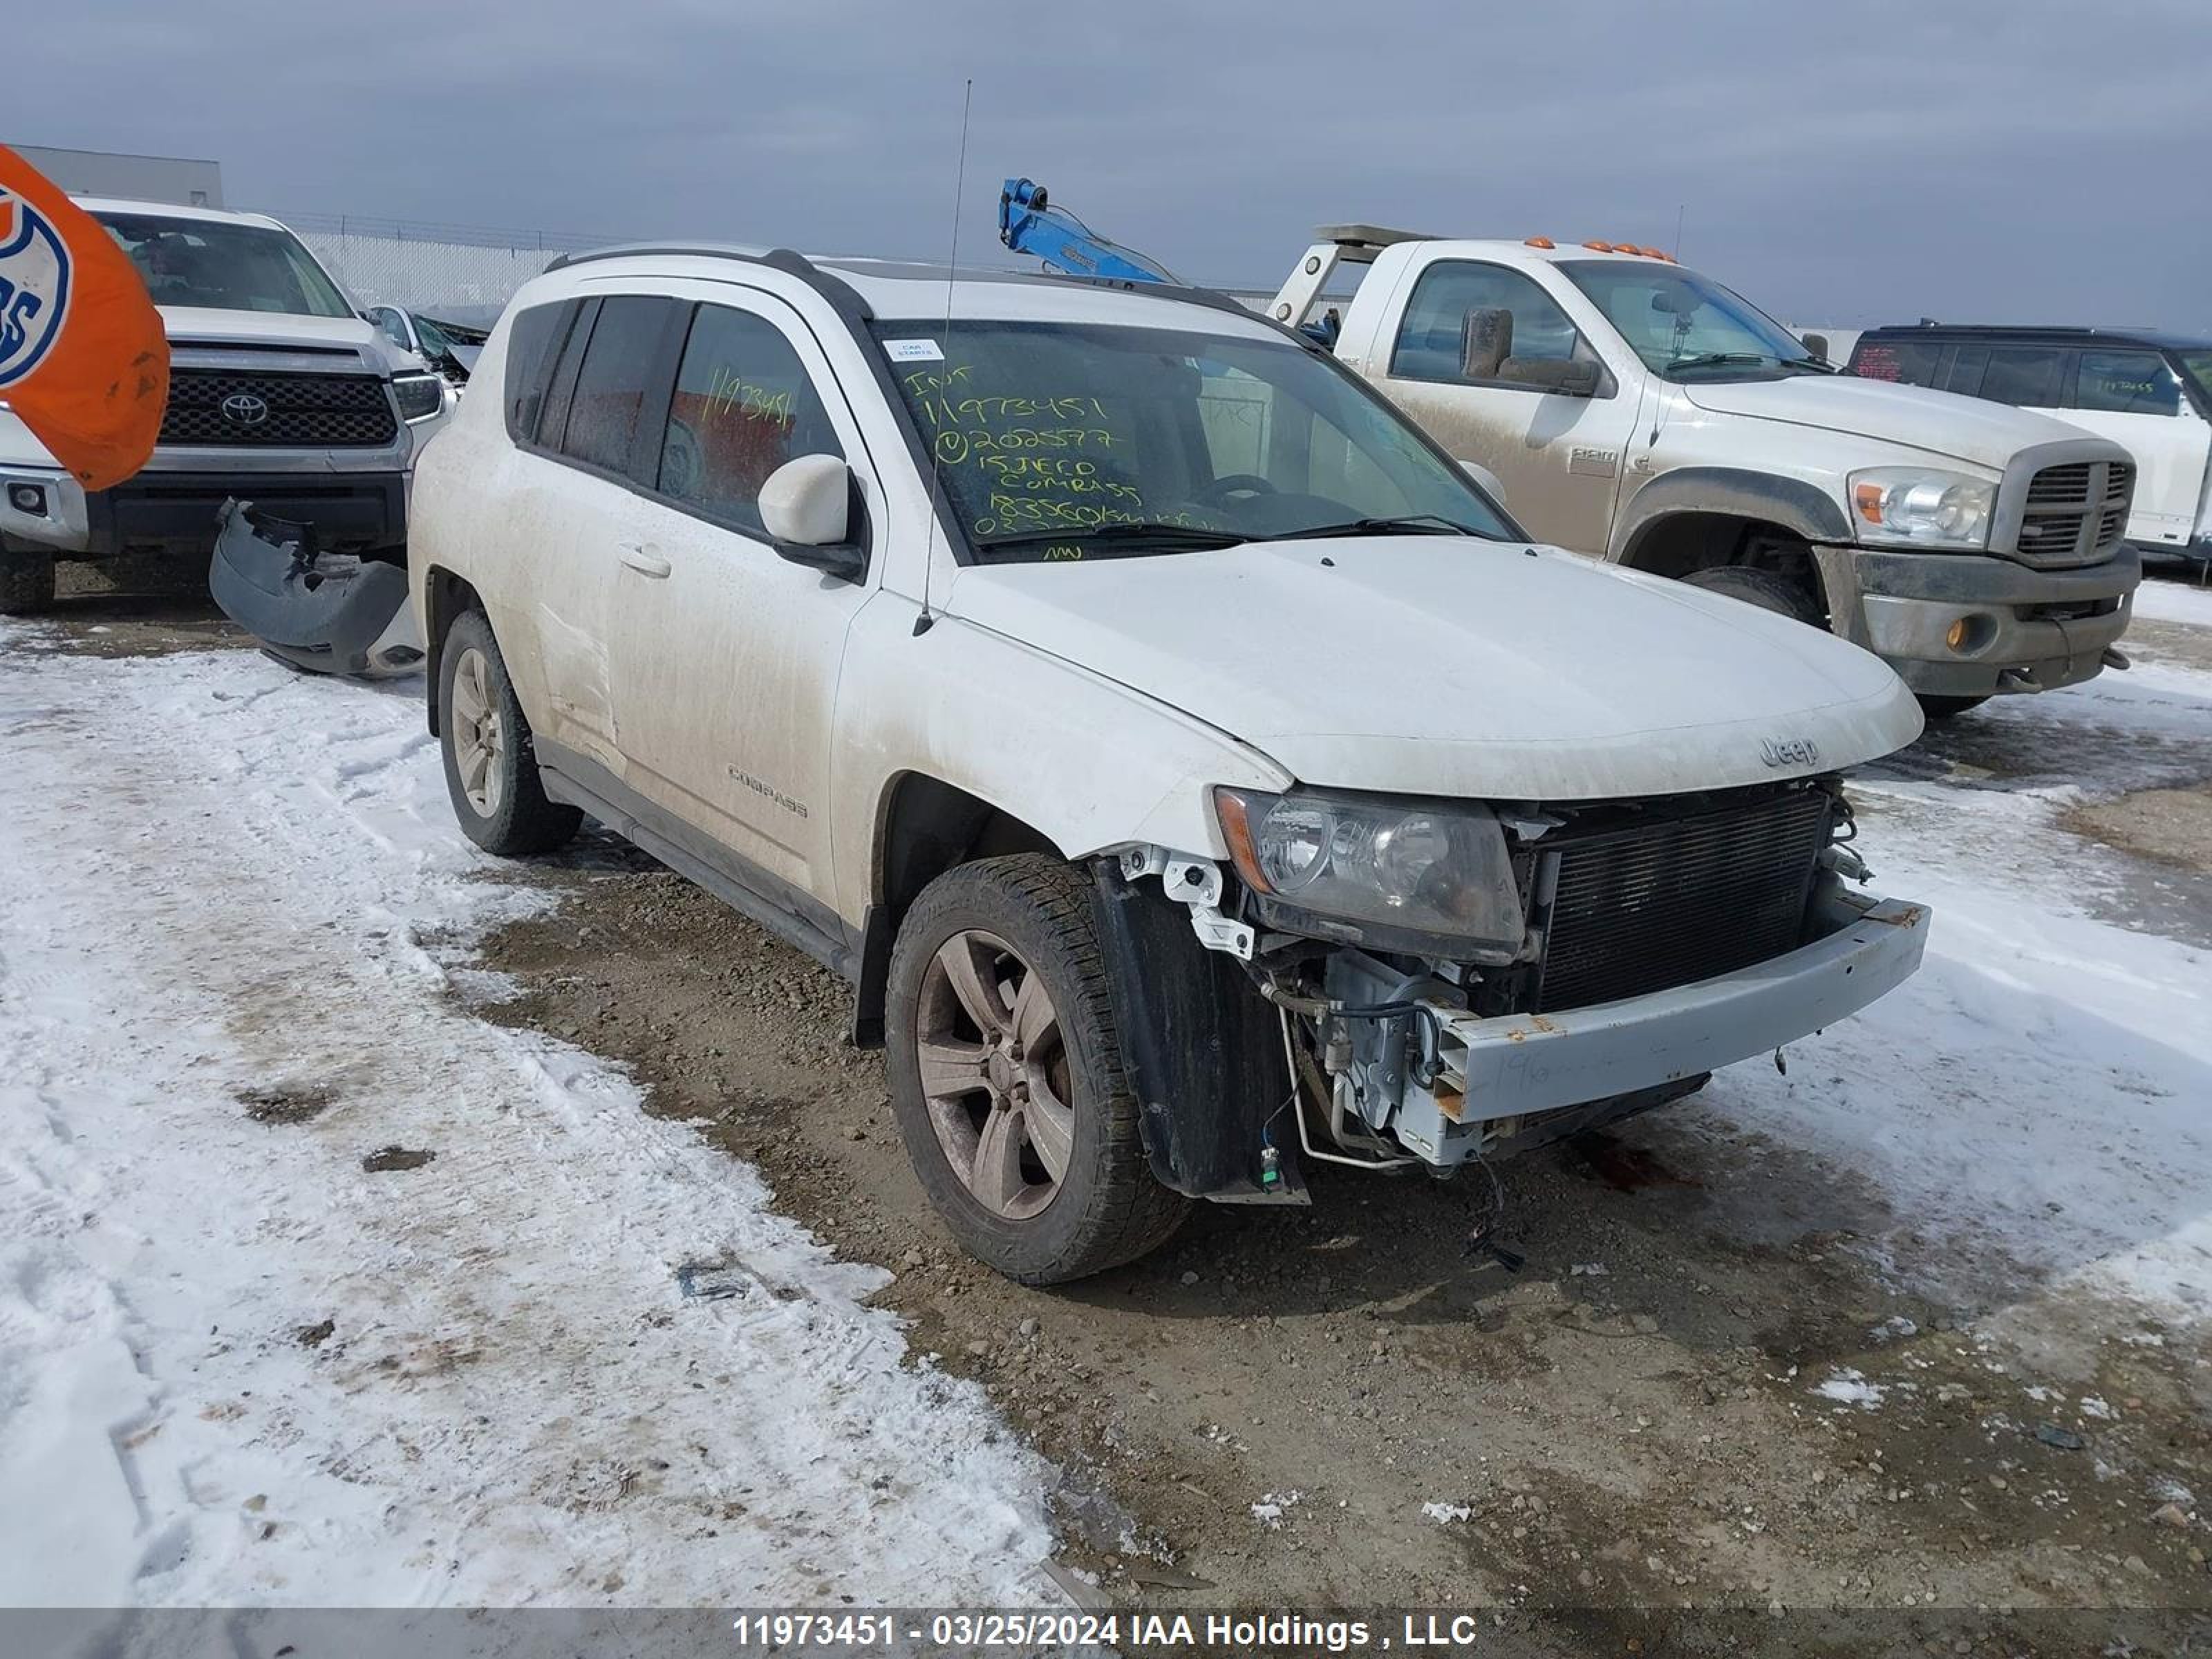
<box><xmin>976</xmin><ymin>522</ymin><xmax>1247</xmax><ymax>553</ymax></box>
<box><xmin>1266</xmin><ymin>514</ymin><xmax>1488</xmax><ymax>541</ymax></box>
<box><xmin>1663</xmin><ymin>350</ymin><xmax>1828</xmax><ymax>379</ymax></box>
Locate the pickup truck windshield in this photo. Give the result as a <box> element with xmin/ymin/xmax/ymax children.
<box><xmin>1557</xmin><ymin>261</ymin><xmax>1823</xmax><ymax>382</ymax></box>
<box><xmin>876</xmin><ymin>319</ymin><xmax>1512</xmax><ymax>561</ymax></box>
<box><xmin>95</xmin><ymin>212</ymin><xmax>355</xmax><ymax>319</ymax></box>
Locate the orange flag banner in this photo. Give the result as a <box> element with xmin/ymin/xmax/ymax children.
<box><xmin>0</xmin><ymin>145</ymin><xmax>169</xmax><ymax>491</ymax></box>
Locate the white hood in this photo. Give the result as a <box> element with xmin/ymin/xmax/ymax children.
<box><xmin>160</xmin><ymin>306</ymin><xmax>405</xmax><ymax>369</ymax></box>
<box><xmin>1680</xmin><ymin>374</ymin><xmax>2096</xmax><ymax>471</ymax></box>
<box><xmin>946</xmin><ymin>537</ymin><xmax>1921</xmax><ymax>802</ymax></box>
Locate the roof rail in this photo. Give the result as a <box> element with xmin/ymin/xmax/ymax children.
<box><xmin>544</xmin><ymin>240</ymin><xmax>778</xmax><ymax>271</ymax></box>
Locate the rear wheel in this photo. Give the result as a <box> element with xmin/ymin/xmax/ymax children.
<box><xmin>1915</xmin><ymin>693</ymin><xmax>1990</xmax><ymax>722</ymax></box>
<box><xmin>437</xmin><ymin>608</ymin><xmax>581</xmax><ymax>856</ymax></box>
<box><xmin>0</xmin><ymin>540</ymin><xmax>57</xmax><ymax>617</ymax></box>
<box><xmin>1682</xmin><ymin>564</ymin><xmax>1824</xmax><ymax>626</ymax></box>
<box><xmin>886</xmin><ymin>854</ymin><xmax>1188</xmax><ymax>1284</ymax></box>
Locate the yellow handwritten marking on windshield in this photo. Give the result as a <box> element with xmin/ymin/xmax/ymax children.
<box><xmin>906</xmin><ymin>360</ymin><xmax>1158</xmax><ymax>543</ymax></box>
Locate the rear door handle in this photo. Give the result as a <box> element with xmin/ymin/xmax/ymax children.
<box><xmin>616</xmin><ymin>540</ymin><xmax>671</xmax><ymax>579</ymax></box>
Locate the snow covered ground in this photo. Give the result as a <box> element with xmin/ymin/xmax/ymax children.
<box><xmin>1</xmin><ymin>597</ymin><xmax>2207</xmax><ymax>1611</ymax></box>
<box><xmin>1662</xmin><ymin>629</ymin><xmax>2212</xmax><ymax>1320</ymax></box>
<box><xmin>0</xmin><ymin>639</ymin><xmax>1051</xmax><ymax>1609</ymax></box>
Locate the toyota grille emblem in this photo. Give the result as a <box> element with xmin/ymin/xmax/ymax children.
<box><xmin>219</xmin><ymin>393</ymin><xmax>270</xmax><ymax>427</ymax></box>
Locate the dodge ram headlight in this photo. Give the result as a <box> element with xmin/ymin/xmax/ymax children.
<box><xmin>391</xmin><ymin>372</ymin><xmax>445</xmax><ymax>422</ymax></box>
<box><xmin>1213</xmin><ymin>787</ymin><xmax>1525</xmax><ymax>958</ymax></box>
<box><xmin>1847</xmin><ymin>466</ymin><xmax>1995</xmax><ymax>550</ymax></box>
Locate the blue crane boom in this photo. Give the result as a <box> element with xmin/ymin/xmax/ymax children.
<box><xmin>996</xmin><ymin>178</ymin><xmax>1179</xmax><ymax>285</ymax></box>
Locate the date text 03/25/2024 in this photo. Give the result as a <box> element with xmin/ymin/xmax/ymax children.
<box><xmin>730</xmin><ymin>1611</ymin><xmax>1496</xmax><ymax>1652</ymax></box>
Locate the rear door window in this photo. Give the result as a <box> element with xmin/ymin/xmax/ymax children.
<box><xmin>1977</xmin><ymin>345</ymin><xmax>2069</xmax><ymax>408</ymax></box>
<box><xmin>1942</xmin><ymin>344</ymin><xmax>1989</xmax><ymax>396</ymax></box>
<box><xmin>558</xmin><ymin>296</ymin><xmax>683</xmax><ymax>480</ymax></box>
<box><xmin>655</xmin><ymin>303</ymin><xmax>845</xmax><ymax>535</ymax></box>
<box><xmin>2073</xmin><ymin>350</ymin><xmax>2183</xmax><ymax>416</ymax></box>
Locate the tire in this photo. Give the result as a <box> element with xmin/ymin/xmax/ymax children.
<box><xmin>886</xmin><ymin>854</ymin><xmax>1189</xmax><ymax>1284</ymax></box>
<box><xmin>436</xmin><ymin>608</ymin><xmax>581</xmax><ymax>856</ymax></box>
<box><xmin>1682</xmin><ymin>565</ymin><xmax>1824</xmax><ymax>626</ymax></box>
<box><xmin>0</xmin><ymin>541</ymin><xmax>57</xmax><ymax>616</ymax></box>
<box><xmin>1915</xmin><ymin>694</ymin><xmax>1990</xmax><ymax>722</ymax></box>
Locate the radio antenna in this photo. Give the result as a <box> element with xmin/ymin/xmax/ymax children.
<box><xmin>913</xmin><ymin>76</ymin><xmax>973</xmax><ymax>639</ymax></box>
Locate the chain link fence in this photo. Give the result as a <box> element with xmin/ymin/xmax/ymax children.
<box><xmin>276</xmin><ymin>209</ymin><xmax>617</xmax><ymax>326</ymax></box>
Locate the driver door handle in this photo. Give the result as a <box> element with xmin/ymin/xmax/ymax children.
<box><xmin>615</xmin><ymin>540</ymin><xmax>671</xmax><ymax>579</ymax></box>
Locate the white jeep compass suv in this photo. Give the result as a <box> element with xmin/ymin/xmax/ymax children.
<box><xmin>408</xmin><ymin>244</ymin><xmax>1931</xmax><ymax>1284</ymax></box>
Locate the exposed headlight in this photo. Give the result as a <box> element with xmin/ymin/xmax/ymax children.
<box><xmin>1848</xmin><ymin>466</ymin><xmax>1994</xmax><ymax>550</ymax></box>
<box><xmin>391</xmin><ymin>372</ymin><xmax>445</xmax><ymax>422</ymax></box>
<box><xmin>1214</xmin><ymin>787</ymin><xmax>1525</xmax><ymax>957</ymax></box>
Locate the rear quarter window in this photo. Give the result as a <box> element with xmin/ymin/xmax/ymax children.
<box><xmin>503</xmin><ymin>301</ymin><xmax>577</xmax><ymax>445</ymax></box>
<box><xmin>1848</xmin><ymin>337</ymin><xmax>1944</xmax><ymax>386</ymax></box>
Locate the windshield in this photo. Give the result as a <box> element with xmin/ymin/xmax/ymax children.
<box><xmin>876</xmin><ymin>319</ymin><xmax>1513</xmax><ymax>562</ymax></box>
<box><xmin>2177</xmin><ymin>350</ymin><xmax>2212</xmax><ymax>407</ymax></box>
<box><xmin>95</xmin><ymin>212</ymin><xmax>355</xmax><ymax>319</ymax></box>
<box><xmin>1558</xmin><ymin>261</ymin><xmax>1821</xmax><ymax>381</ymax></box>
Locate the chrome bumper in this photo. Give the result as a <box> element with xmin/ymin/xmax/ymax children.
<box><xmin>0</xmin><ymin>466</ymin><xmax>88</xmax><ymax>552</ymax></box>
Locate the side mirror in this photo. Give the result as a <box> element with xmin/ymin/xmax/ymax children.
<box><xmin>1801</xmin><ymin>332</ymin><xmax>1831</xmax><ymax>364</ymax></box>
<box><xmin>1501</xmin><ymin>357</ymin><xmax>1601</xmax><ymax>397</ymax></box>
<box><xmin>1461</xmin><ymin>306</ymin><xmax>1513</xmax><ymax>380</ymax></box>
<box><xmin>1460</xmin><ymin>460</ymin><xmax>1506</xmax><ymax>501</ymax></box>
<box><xmin>760</xmin><ymin>454</ymin><xmax>865</xmax><ymax>581</ymax></box>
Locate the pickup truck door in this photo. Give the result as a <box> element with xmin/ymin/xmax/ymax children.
<box><xmin>601</xmin><ymin>291</ymin><xmax>877</xmax><ymax>911</ymax></box>
<box><xmin>1361</xmin><ymin>257</ymin><xmax>1636</xmax><ymax>553</ymax></box>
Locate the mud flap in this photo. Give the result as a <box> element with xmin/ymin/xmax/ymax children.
<box><xmin>210</xmin><ymin>498</ymin><xmax>415</xmax><ymax>677</ymax></box>
<box><xmin>1091</xmin><ymin>861</ymin><xmax>1304</xmax><ymax>1203</ymax></box>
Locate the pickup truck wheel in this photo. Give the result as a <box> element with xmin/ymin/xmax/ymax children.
<box><xmin>1681</xmin><ymin>565</ymin><xmax>1824</xmax><ymax>626</ymax></box>
<box><xmin>437</xmin><ymin>610</ymin><xmax>581</xmax><ymax>856</ymax></box>
<box><xmin>0</xmin><ymin>542</ymin><xmax>57</xmax><ymax>616</ymax></box>
<box><xmin>887</xmin><ymin>854</ymin><xmax>1189</xmax><ymax>1284</ymax></box>
<box><xmin>1915</xmin><ymin>694</ymin><xmax>1990</xmax><ymax>722</ymax></box>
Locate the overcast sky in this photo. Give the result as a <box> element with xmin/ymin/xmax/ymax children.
<box><xmin>18</xmin><ymin>0</ymin><xmax>2212</xmax><ymax>329</ymax></box>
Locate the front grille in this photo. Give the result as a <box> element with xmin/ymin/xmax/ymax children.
<box><xmin>1534</xmin><ymin>789</ymin><xmax>1833</xmax><ymax>1013</ymax></box>
<box><xmin>2011</xmin><ymin>459</ymin><xmax>2134</xmax><ymax>567</ymax></box>
<box><xmin>161</xmin><ymin>369</ymin><xmax>397</xmax><ymax>449</ymax></box>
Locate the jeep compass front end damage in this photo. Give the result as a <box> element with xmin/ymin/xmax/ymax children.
<box><xmin>1100</xmin><ymin>774</ymin><xmax>1927</xmax><ymax>1201</ymax></box>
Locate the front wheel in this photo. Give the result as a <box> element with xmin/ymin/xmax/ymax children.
<box><xmin>436</xmin><ymin>609</ymin><xmax>581</xmax><ymax>856</ymax></box>
<box><xmin>1915</xmin><ymin>693</ymin><xmax>1990</xmax><ymax>722</ymax></box>
<box><xmin>886</xmin><ymin>854</ymin><xmax>1188</xmax><ymax>1284</ymax></box>
<box><xmin>1681</xmin><ymin>565</ymin><xmax>1825</xmax><ymax>626</ymax></box>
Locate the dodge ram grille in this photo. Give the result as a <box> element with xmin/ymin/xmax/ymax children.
<box><xmin>1533</xmin><ymin>788</ymin><xmax>1833</xmax><ymax>1013</ymax></box>
<box><xmin>160</xmin><ymin>370</ymin><xmax>399</xmax><ymax>449</ymax></box>
<box><xmin>2009</xmin><ymin>459</ymin><xmax>2134</xmax><ymax>568</ymax></box>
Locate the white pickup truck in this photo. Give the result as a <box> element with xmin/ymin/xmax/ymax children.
<box><xmin>0</xmin><ymin>197</ymin><xmax>450</xmax><ymax>614</ymax></box>
<box><xmin>411</xmin><ymin>245</ymin><xmax>1930</xmax><ymax>1282</ymax></box>
<box><xmin>1270</xmin><ymin>229</ymin><xmax>2143</xmax><ymax>719</ymax></box>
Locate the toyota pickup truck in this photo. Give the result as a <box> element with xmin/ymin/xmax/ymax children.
<box><xmin>1269</xmin><ymin>229</ymin><xmax>2143</xmax><ymax>719</ymax></box>
<box><xmin>0</xmin><ymin>197</ymin><xmax>450</xmax><ymax>614</ymax></box>
<box><xmin>409</xmin><ymin>245</ymin><xmax>1930</xmax><ymax>1283</ymax></box>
